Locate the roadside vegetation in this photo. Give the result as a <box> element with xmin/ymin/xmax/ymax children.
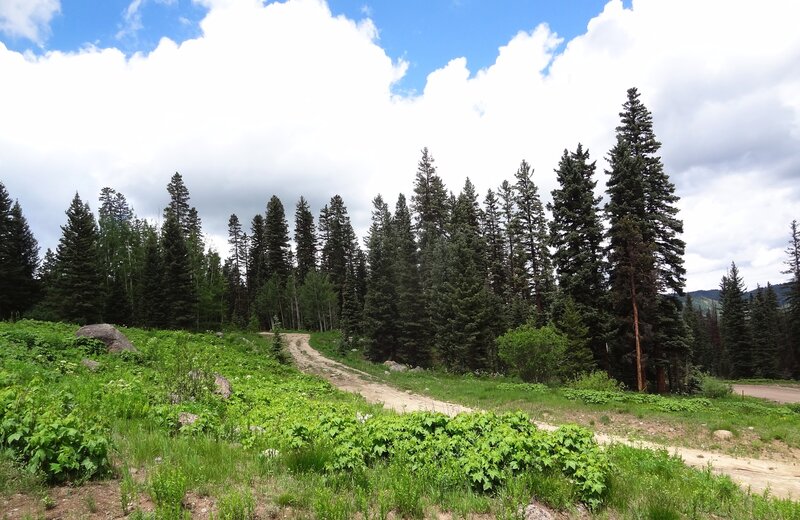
<box><xmin>312</xmin><ymin>331</ymin><xmax>800</xmax><ymax>458</ymax></box>
<box><xmin>1</xmin><ymin>320</ymin><xmax>798</xmax><ymax>519</ymax></box>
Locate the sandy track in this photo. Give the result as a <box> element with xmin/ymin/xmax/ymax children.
<box><xmin>732</xmin><ymin>384</ymin><xmax>800</xmax><ymax>404</ymax></box>
<box><xmin>277</xmin><ymin>333</ymin><xmax>800</xmax><ymax>499</ymax></box>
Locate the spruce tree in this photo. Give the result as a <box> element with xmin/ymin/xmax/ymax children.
<box><xmin>265</xmin><ymin>195</ymin><xmax>292</xmax><ymax>282</ymax></box>
<box><xmin>319</xmin><ymin>195</ymin><xmax>356</xmax><ymax>314</ymax></box>
<box><xmin>226</xmin><ymin>214</ymin><xmax>248</xmax><ymax>326</ymax></box>
<box><xmin>605</xmin><ymin>88</ymin><xmax>686</xmax><ymax>391</ymax></box>
<box><xmin>683</xmin><ymin>294</ymin><xmax>714</xmax><ymax>374</ymax></box>
<box><xmin>548</xmin><ymin>144</ymin><xmax>609</xmax><ymax>367</ymax></box>
<box><xmin>294</xmin><ymin>196</ymin><xmax>317</xmax><ymax>282</ymax></box>
<box><xmin>719</xmin><ymin>262</ymin><xmax>751</xmax><ymax>378</ymax></box>
<box><xmin>247</xmin><ymin>214</ymin><xmax>268</xmax><ymax>304</ymax></box>
<box><xmin>138</xmin><ymin>229</ymin><xmax>165</xmax><ymax>328</ymax></box>
<box><xmin>0</xmin><ymin>187</ymin><xmax>39</xmax><ymax>319</ymax></box>
<box><xmin>363</xmin><ymin>196</ymin><xmax>398</xmax><ymax>361</ymax></box>
<box><xmin>392</xmin><ymin>194</ymin><xmax>426</xmax><ymax>365</ymax></box>
<box><xmin>161</xmin><ymin>208</ymin><xmax>197</xmax><ymax>329</ymax></box>
<box><xmin>749</xmin><ymin>284</ymin><xmax>782</xmax><ymax>378</ymax></box>
<box><xmin>498</xmin><ymin>179</ymin><xmax>529</xmax><ymax>326</ymax></box>
<box><xmin>784</xmin><ymin>220</ymin><xmax>800</xmax><ymax>377</ymax></box>
<box><xmin>165</xmin><ymin>172</ymin><xmax>191</xmax><ymax>234</ymax></box>
<box><xmin>514</xmin><ymin>160</ymin><xmax>554</xmax><ymax>323</ymax></box>
<box><xmin>98</xmin><ymin>187</ymin><xmax>135</xmax><ymax>325</ymax></box>
<box><xmin>54</xmin><ymin>193</ymin><xmax>103</xmax><ymax>324</ymax></box>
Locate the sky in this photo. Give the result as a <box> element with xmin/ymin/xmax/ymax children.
<box><xmin>0</xmin><ymin>0</ymin><xmax>799</xmax><ymax>292</ymax></box>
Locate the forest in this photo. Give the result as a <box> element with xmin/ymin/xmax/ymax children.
<box><xmin>2</xmin><ymin>87</ymin><xmax>799</xmax><ymax>392</ymax></box>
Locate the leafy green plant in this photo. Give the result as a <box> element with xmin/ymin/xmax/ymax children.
<box><xmin>149</xmin><ymin>465</ymin><xmax>188</xmax><ymax>517</ymax></box>
<box><xmin>568</xmin><ymin>371</ymin><xmax>625</xmax><ymax>392</ymax></box>
<box><xmin>697</xmin><ymin>374</ymin><xmax>732</xmax><ymax>398</ymax></box>
<box><xmin>217</xmin><ymin>488</ymin><xmax>256</xmax><ymax>520</ymax></box>
<box><xmin>496</xmin><ymin>325</ymin><xmax>568</xmax><ymax>383</ymax></box>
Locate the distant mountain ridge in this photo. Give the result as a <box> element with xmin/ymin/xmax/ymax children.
<box><xmin>684</xmin><ymin>282</ymin><xmax>793</xmax><ymax>312</ymax></box>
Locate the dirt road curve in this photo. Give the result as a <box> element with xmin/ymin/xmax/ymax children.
<box><xmin>278</xmin><ymin>333</ymin><xmax>800</xmax><ymax>499</ymax></box>
<box><xmin>732</xmin><ymin>384</ymin><xmax>800</xmax><ymax>404</ymax></box>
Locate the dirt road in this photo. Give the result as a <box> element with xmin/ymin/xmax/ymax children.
<box><xmin>280</xmin><ymin>333</ymin><xmax>800</xmax><ymax>499</ymax></box>
<box><xmin>732</xmin><ymin>384</ymin><xmax>800</xmax><ymax>404</ymax></box>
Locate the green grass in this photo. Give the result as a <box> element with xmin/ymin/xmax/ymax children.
<box><xmin>311</xmin><ymin>331</ymin><xmax>800</xmax><ymax>455</ymax></box>
<box><xmin>2</xmin><ymin>321</ymin><xmax>799</xmax><ymax>519</ymax></box>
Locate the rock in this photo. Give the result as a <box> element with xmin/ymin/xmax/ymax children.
<box><xmin>168</xmin><ymin>393</ymin><xmax>181</xmax><ymax>404</ymax></box>
<box><xmin>713</xmin><ymin>429</ymin><xmax>733</xmax><ymax>440</ymax></box>
<box><xmin>213</xmin><ymin>373</ymin><xmax>232</xmax><ymax>399</ymax></box>
<box><xmin>215</xmin><ymin>332</ymin><xmax>224</xmax><ymax>338</ymax></box>
<box><xmin>179</xmin><ymin>412</ymin><xmax>199</xmax><ymax>427</ymax></box>
<box><xmin>519</xmin><ymin>501</ymin><xmax>555</xmax><ymax>520</ymax></box>
<box><xmin>384</xmin><ymin>371</ymin><xmax>390</xmax><ymax>375</ymax></box>
<box><xmin>75</xmin><ymin>324</ymin><xmax>138</xmax><ymax>354</ymax></box>
<box><xmin>383</xmin><ymin>360</ymin><xmax>409</xmax><ymax>372</ymax></box>
<box><xmin>411</xmin><ymin>366</ymin><xmax>424</xmax><ymax>372</ymax></box>
<box><xmin>81</xmin><ymin>358</ymin><xmax>100</xmax><ymax>371</ymax></box>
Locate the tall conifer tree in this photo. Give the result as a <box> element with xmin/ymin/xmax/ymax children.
<box><xmin>719</xmin><ymin>262</ymin><xmax>751</xmax><ymax>377</ymax></box>
<box><xmin>54</xmin><ymin>193</ymin><xmax>103</xmax><ymax>324</ymax></box>
<box><xmin>294</xmin><ymin>196</ymin><xmax>317</xmax><ymax>282</ymax></box>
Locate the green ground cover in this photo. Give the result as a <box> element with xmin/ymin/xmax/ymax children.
<box><xmin>310</xmin><ymin>331</ymin><xmax>800</xmax><ymax>455</ymax></box>
<box><xmin>0</xmin><ymin>321</ymin><xmax>798</xmax><ymax>519</ymax></box>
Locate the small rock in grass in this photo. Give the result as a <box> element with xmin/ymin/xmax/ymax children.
<box><xmin>81</xmin><ymin>358</ymin><xmax>100</xmax><ymax>371</ymax></box>
<box><xmin>713</xmin><ymin>429</ymin><xmax>733</xmax><ymax>440</ymax></box>
<box><xmin>383</xmin><ymin>360</ymin><xmax>409</xmax><ymax>372</ymax></box>
<box><xmin>213</xmin><ymin>373</ymin><xmax>232</xmax><ymax>399</ymax></box>
<box><xmin>179</xmin><ymin>412</ymin><xmax>199</xmax><ymax>427</ymax></box>
<box><xmin>384</xmin><ymin>371</ymin><xmax>390</xmax><ymax>375</ymax></box>
<box><xmin>519</xmin><ymin>500</ymin><xmax>555</xmax><ymax>520</ymax></box>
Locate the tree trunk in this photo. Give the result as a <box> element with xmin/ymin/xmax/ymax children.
<box><xmin>631</xmin><ymin>272</ymin><xmax>645</xmax><ymax>392</ymax></box>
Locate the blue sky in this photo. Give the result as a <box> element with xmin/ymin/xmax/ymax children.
<box><xmin>5</xmin><ymin>0</ymin><xmax>615</xmax><ymax>92</ymax></box>
<box><xmin>1</xmin><ymin>0</ymin><xmax>799</xmax><ymax>290</ymax></box>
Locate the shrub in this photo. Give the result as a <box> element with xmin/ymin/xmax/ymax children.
<box><xmin>698</xmin><ymin>374</ymin><xmax>732</xmax><ymax>399</ymax></box>
<box><xmin>496</xmin><ymin>325</ymin><xmax>568</xmax><ymax>383</ymax></box>
<box><xmin>568</xmin><ymin>371</ymin><xmax>625</xmax><ymax>392</ymax></box>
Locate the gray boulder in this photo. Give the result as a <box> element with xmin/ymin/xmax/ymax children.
<box><xmin>383</xmin><ymin>360</ymin><xmax>408</xmax><ymax>372</ymax></box>
<box><xmin>214</xmin><ymin>374</ymin><xmax>232</xmax><ymax>399</ymax></box>
<box><xmin>75</xmin><ymin>324</ymin><xmax>138</xmax><ymax>354</ymax></box>
<box><xmin>179</xmin><ymin>412</ymin><xmax>199</xmax><ymax>428</ymax></box>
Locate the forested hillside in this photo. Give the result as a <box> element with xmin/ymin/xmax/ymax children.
<box><xmin>2</xmin><ymin>87</ymin><xmax>799</xmax><ymax>390</ymax></box>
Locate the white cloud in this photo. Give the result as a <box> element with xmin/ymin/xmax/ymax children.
<box><xmin>0</xmin><ymin>0</ymin><xmax>59</xmax><ymax>44</ymax></box>
<box><xmin>1</xmin><ymin>0</ymin><xmax>800</xmax><ymax>291</ymax></box>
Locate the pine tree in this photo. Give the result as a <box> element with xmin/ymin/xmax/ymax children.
<box><xmin>719</xmin><ymin>262</ymin><xmax>751</xmax><ymax>378</ymax></box>
<box><xmin>265</xmin><ymin>195</ymin><xmax>292</xmax><ymax>282</ymax></box>
<box><xmin>98</xmin><ymin>187</ymin><xmax>135</xmax><ymax>325</ymax></box>
<box><xmin>247</xmin><ymin>215</ymin><xmax>268</xmax><ymax>303</ymax></box>
<box><xmin>482</xmin><ymin>189</ymin><xmax>507</xmax><ymax>299</ymax></box>
<box><xmin>363</xmin><ymin>196</ymin><xmax>398</xmax><ymax>361</ymax></box>
<box><xmin>161</xmin><ymin>208</ymin><xmax>197</xmax><ymax>329</ymax></box>
<box><xmin>339</xmin><ymin>262</ymin><xmax>362</xmax><ymax>351</ymax></box>
<box><xmin>498</xmin><ymin>179</ymin><xmax>529</xmax><ymax>326</ymax></box>
<box><xmin>138</xmin><ymin>229</ymin><xmax>165</xmax><ymax>328</ymax></box>
<box><xmin>749</xmin><ymin>284</ymin><xmax>782</xmax><ymax>378</ymax></box>
<box><xmin>553</xmin><ymin>297</ymin><xmax>596</xmax><ymax>377</ymax></box>
<box><xmin>514</xmin><ymin>160</ymin><xmax>554</xmax><ymax>323</ymax></box>
<box><xmin>294</xmin><ymin>196</ymin><xmax>317</xmax><ymax>282</ymax></box>
<box><xmin>0</xmin><ymin>186</ymin><xmax>39</xmax><ymax>319</ymax></box>
<box><xmin>411</xmin><ymin>147</ymin><xmax>449</xmax><ymax>250</ymax></box>
<box><xmin>165</xmin><ymin>172</ymin><xmax>191</xmax><ymax>234</ymax></box>
<box><xmin>392</xmin><ymin>194</ymin><xmax>427</xmax><ymax>365</ymax></box>
<box><xmin>53</xmin><ymin>193</ymin><xmax>103</xmax><ymax>324</ymax></box>
<box><xmin>605</xmin><ymin>88</ymin><xmax>686</xmax><ymax>391</ymax></box>
<box><xmin>548</xmin><ymin>144</ymin><xmax>609</xmax><ymax>367</ymax></box>
<box><xmin>226</xmin><ymin>214</ymin><xmax>248</xmax><ymax>326</ymax></box>
<box><xmin>319</xmin><ymin>195</ymin><xmax>356</xmax><ymax>314</ymax></box>
<box><xmin>683</xmin><ymin>294</ymin><xmax>714</xmax><ymax>374</ymax></box>
<box><xmin>784</xmin><ymin>220</ymin><xmax>800</xmax><ymax>377</ymax></box>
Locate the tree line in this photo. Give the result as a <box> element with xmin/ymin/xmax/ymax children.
<box><xmin>2</xmin><ymin>87</ymin><xmax>799</xmax><ymax>390</ymax></box>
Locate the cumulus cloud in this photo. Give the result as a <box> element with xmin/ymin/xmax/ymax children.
<box><xmin>1</xmin><ymin>0</ymin><xmax>799</xmax><ymax>291</ymax></box>
<box><xmin>0</xmin><ymin>0</ymin><xmax>60</xmax><ymax>44</ymax></box>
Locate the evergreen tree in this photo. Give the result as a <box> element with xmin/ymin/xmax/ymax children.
<box><xmin>548</xmin><ymin>144</ymin><xmax>609</xmax><ymax>367</ymax></box>
<box><xmin>514</xmin><ymin>160</ymin><xmax>554</xmax><ymax>323</ymax></box>
<box><xmin>319</xmin><ymin>195</ymin><xmax>356</xmax><ymax>313</ymax></box>
<box><xmin>138</xmin><ymin>229</ymin><xmax>165</xmax><ymax>328</ymax></box>
<box><xmin>363</xmin><ymin>196</ymin><xmax>398</xmax><ymax>361</ymax></box>
<box><xmin>605</xmin><ymin>88</ymin><xmax>686</xmax><ymax>391</ymax></box>
<box><xmin>165</xmin><ymin>172</ymin><xmax>191</xmax><ymax>234</ymax></box>
<box><xmin>498</xmin><ymin>179</ymin><xmax>529</xmax><ymax>326</ymax></box>
<box><xmin>98</xmin><ymin>187</ymin><xmax>135</xmax><ymax>325</ymax></box>
<box><xmin>392</xmin><ymin>194</ymin><xmax>427</xmax><ymax>365</ymax></box>
<box><xmin>247</xmin><ymin>214</ymin><xmax>268</xmax><ymax>294</ymax></box>
<box><xmin>784</xmin><ymin>220</ymin><xmax>800</xmax><ymax>377</ymax></box>
<box><xmin>226</xmin><ymin>214</ymin><xmax>248</xmax><ymax>326</ymax></box>
<box><xmin>339</xmin><ymin>262</ymin><xmax>362</xmax><ymax>351</ymax></box>
<box><xmin>411</xmin><ymin>147</ymin><xmax>449</xmax><ymax>250</ymax></box>
<box><xmin>0</xmin><ymin>185</ymin><xmax>39</xmax><ymax>318</ymax></box>
<box><xmin>683</xmin><ymin>294</ymin><xmax>714</xmax><ymax>374</ymax></box>
<box><xmin>482</xmin><ymin>189</ymin><xmax>507</xmax><ymax>299</ymax></box>
<box><xmin>265</xmin><ymin>195</ymin><xmax>292</xmax><ymax>282</ymax></box>
<box><xmin>719</xmin><ymin>262</ymin><xmax>752</xmax><ymax>377</ymax></box>
<box><xmin>53</xmin><ymin>193</ymin><xmax>103</xmax><ymax>324</ymax></box>
<box><xmin>749</xmin><ymin>284</ymin><xmax>782</xmax><ymax>378</ymax></box>
<box><xmin>294</xmin><ymin>196</ymin><xmax>317</xmax><ymax>282</ymax></box>
<box><xmin>553</xmin><ymin>296</ymin><xmax>596</xmax><ymax>377</ymax></box>
<box><xmin>161</xmin><ymin>208</ymin><xmax>197</xmax><ymax>329</ymax></box>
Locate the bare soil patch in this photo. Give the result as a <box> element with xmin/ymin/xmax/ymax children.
<box><xmin>732</xmin><ymin>384</ymin><xmax>800</xmax><ymax>404</ymax></box>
